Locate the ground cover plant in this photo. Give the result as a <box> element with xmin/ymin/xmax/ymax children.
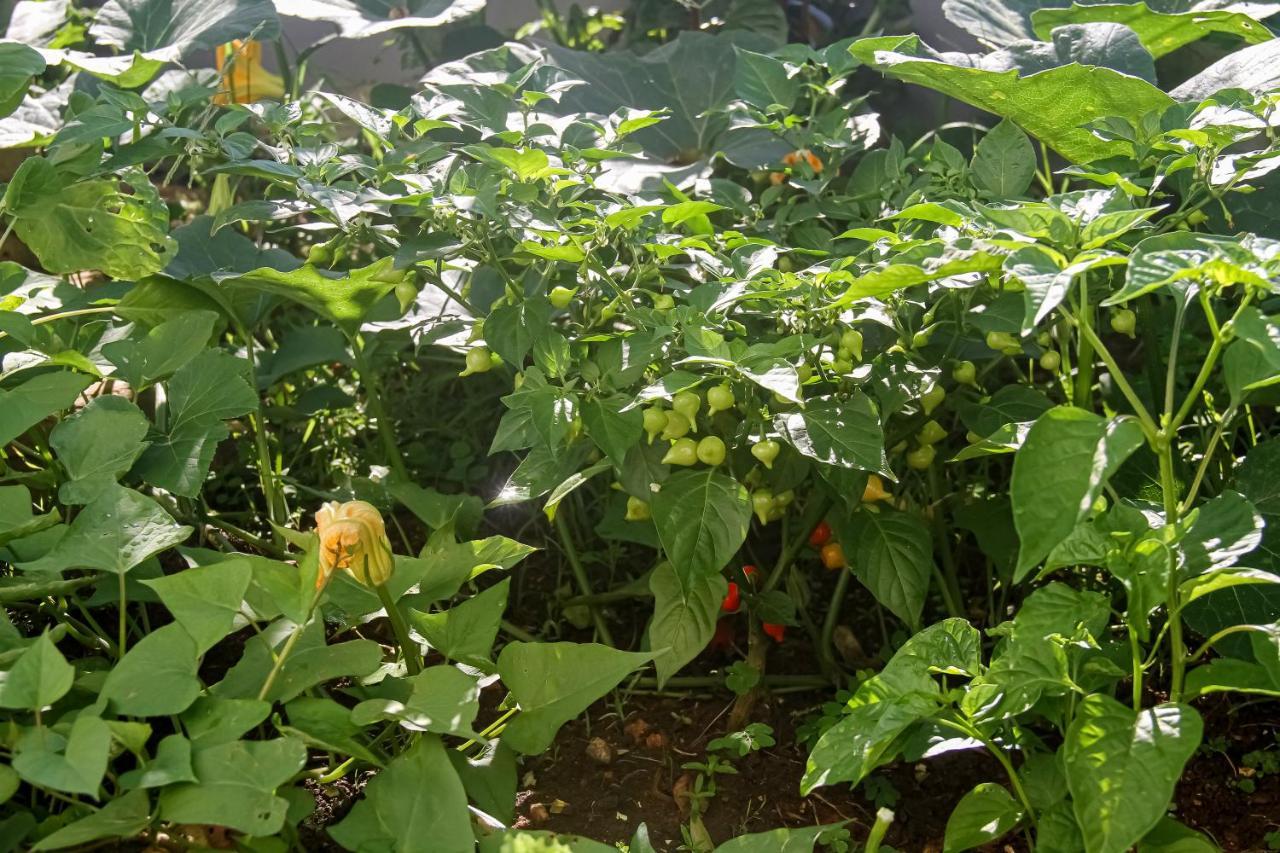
<box><xmin>1</xmin><ymin>0</ymin><xmax>1280</xmax><ymax>850</ymax></box>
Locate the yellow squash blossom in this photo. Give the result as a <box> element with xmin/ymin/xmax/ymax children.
<box><xmin>215</xmin><ymin>40</ymin><xmax>285</xmax><ymax>105</ymax></box>
<box><xmin>315</xmin><ymin>500</ymin><xmax>394</xmax><ymax>589</ymax></box>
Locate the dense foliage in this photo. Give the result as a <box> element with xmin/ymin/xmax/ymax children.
<box><xmin>2</xmin><ymin>0</ymin><xmax>1280</xmax><ymax>851</ymax></box>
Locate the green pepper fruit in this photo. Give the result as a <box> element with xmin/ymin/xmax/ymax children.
<box><xmin>839</xmin><ymin>329</ymin><xmax>863</xmax><ymax>361</ymax></box>
<box><xmin>953</xmin><ymin>360</ymin><xmax>978</xmax><ymax>386</ymax></box>
<box><xmin>752</xmin><ymin>489</ymin><xmax>774</xmax><ymax>525</ymax></box>
<box><xmin>907</xmin><ymin>444</ymin><xmax>936</xmax><ymax>470</ymax></box>
<box><xmin>751</xmin><ymin>439</ymin><xmax>780</xmax><ymax>469</ymax></box>
<box><xmin>653</xmin><ymin>293</ymin><xmax>675</xmax><ymax>311</ymax></box>
<box><xmin>460</xmin><ymin>347</ymin><xmax>492</xmax><ymax>377</ymax></box>
<box><xmin>643</xmin><ymin>408</ymin><xmax>668</xmax><ymax>444</ymax></box>
<box><xmin>672</xmin><ymin>391</ymin><xmax>701</xmax><ymax>432</ymax></box>
<box><xmin>916</xmin><ymin>420</ymin><xmax>947</xmax><ymax>446</ymax></box>
<box><xmin>921</xmin><ymin>384</ymin><xmax>945</xmax><ymax>415</ymax></box>
<box><xmin>696</xmin><ymin>436</ymin><xmax>726</xmax><ymax>466</ymax></box>
<box><xmin>1040</xmin><ymin>351</ymin><xmax>1062</xmax><ymax>371</ymax></box>
<box><xmin>662</xmin><ymin>438</ymin><xmax>698</xmax><ymax>466</ymax></box>
<box><xmin>625</xmin><ymin>496</ymin><xmax>651</xmax><ymax>521</ymax></box>
<box><xmin>660</xmin><ymin>411</ymin><xmax>691</xmax><ymax>441</ymax></box>
<box><xmin>1110</xmin><ymin>308</ymin><xmax>1137</xmax><ymax>337</ymax></box>
<box><xmin>706</xmin><ymin>384</ymin><xmax>735</xmax><ymax>415</ymax></box>
<box><xmin>549</xmin><ymin>286</ymin><xmax>576</xmax><ymax>309</ymax></box>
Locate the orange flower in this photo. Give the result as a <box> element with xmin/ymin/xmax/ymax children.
<box><xmin>770</xmin><ymin>149</ymin><xmax>824</xmax><ymax>185</ymax></box>
<box><xmin>215</xmin><ymin>40</ymin><xmax>285</xmax><ymax>105</ymax></box>
<box><xmin>314</xmin><ymin>500</ymin><xmax>394</xmax><ymax>589</ymax></box>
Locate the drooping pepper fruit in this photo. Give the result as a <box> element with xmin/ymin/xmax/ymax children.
<box><xmin>808</xmin><ymin>520</ymin><xmax>832</xmax><ymax>548</ymax></box>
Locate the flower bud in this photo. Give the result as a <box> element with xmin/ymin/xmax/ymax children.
<box><xmin>315</xmin><ymin>500</ymin><xmax>394</xmax><ymax>588</ymax></box>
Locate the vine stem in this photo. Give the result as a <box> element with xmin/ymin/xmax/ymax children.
<box><xmin>117</xmin><ymin>574</ymin><xmax>128</xmax><ymax>658</ymax></box>
<box><xmin>375</xmin><ymin>581</ymin><xmax>421</xmax><ymax>675</ymax></box>
<box><xmin>554</xmin><ymin>511</ymin><xmax>613</xmax><ymax>646</ymax></box>
<box><xmin>350</xmin><ymin>334</ymin><xmax>409</xmax><ymax>482</ymax></box>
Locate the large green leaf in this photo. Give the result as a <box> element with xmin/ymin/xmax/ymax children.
<box><xmin>0</xmin><ymin>632</ymin><xmax>73</xmax><ymax>710</ymax></box>
<box><xmin>4</xmin><ymin>160</ymin><xmax>176</xmax><ymax>280</ymax></box>
<box><xmin>49</xmin><ymin>396</ymin><xmax>150</xmax><ymax>505</ymax></box>
<box><xmin>30</xmin><ymin>789</ymin><xmax>150</xmax><ymax>851</ymax></box>
<box><xmin>101</xmin><ymin>310</ymin><xmax>219</xmax><ymax>391</ymax></box>
<box><xmin>496</xmin><ymin>642</ymin><xmax>651</xmax><ymax>754</ymax></box>
<box><xmin>0</xmin><ymin>371</ymin><xmax>94</xmax><ymax>448</ymax></box>
<box><xmin>838</xmin><ymin>509</ymin><xmax>934</xmax><ymax>629</ymax></box>
<box><xmin>214</xmin><ymin>619</ymin><xmax>382</xmax><ymax>704</ymax></box>
<box><xmin>1064</xmin><ymin>696</ymin><xmax>1202</xmax><ymax>853</ymax></box>
<box><xmin>714</xmin><ymin>824</ymin><xmax>835</xmax><ymax>853</ymax></box>
<box><xmin>971</xmin><ymin>118</ymin><xmax>1036</xmax><ymax>199</ymax></box>
<box><xmin>214</xmin><ymin>258</ymin><xmax>405</xmax><ymax>333</ymax></box>
<box><xmin>101</xmin><ymin>623</ymin><xmax>202</xmax><ymax>717</ymax></box>
<box><xmin>646</xmin><ymin>561</ymin><xmax>727</xmax><ymax>687</ymax></box>
<box><xmin>1011</xmin><ymin>407</ymin><xmax>1145</xmax><ymax>578</ymax></box>
<box><xmin>1032</xmin><ymin>3</ymin><xmax>1274</xmax><ymax>58</ymax></box>
<box><xmin>143</xmin><ymin>560</ymin><xmax>254</xmax><ymax>654</ymax></box>
<box><xmin>773</xmin><ymin>393</ymin><xmax>889</xmax><ymax>475</ymax></box>
<box><xmin>133</xmin><ymin>349</ymin><xmax>258</xmax><ymax>497</ymax></box>
<box><xmin>328</xmin><ymin>736</ymin><xmax>472</xmax><ymax>853</ymax></box>
<box><xmin>1171</xmin><ymin>38</ymin><xmax>1280</xmax><ymax>99</ymax></box>
<box><xmin>0</xmin><ymin>43</ymin><xmax>47</xmax><ymax>119</ymax></box>
<box><xmin>157</xmin><ymin>737</ymin><xmax>306</xmax><ymax>837</ymax></box>
<box><xmin>89</xmin><ymin>0</ymin><xmax>280</xmax><ymax>62</ymax></box>
<box><xmin>350</xmin><ymin>666</ymin><xmax>482</xmax><ymax>738</ymax></box>
<box><xmin>409</xmin><ymin>578</ymin><xmax>508</xmax><ymax>668</ymax></box>
<box><xmin>651</xmin><ymin>468</ymin><xmax>751</xmax><ymax>583</ymax></box>
<box><xmin>944</xmin><ymin>783</ymin><xmax>1025</xmax><ymax>852</ymax></box>
<box><xmin>13</xmin><ymin>714</ymin><xmax>111</xmax><ymax>796</ymax></box>
<box><xmin>275</xmin><ymin>0</ymin><xmax>482</xmax><ymax>38</ymax></box>
<box><xmin>19</xmin><ymin>485</ymin><xmax>191</xmax><ymax>576</ymax></box>
<box><xmin>851</xmin><ymin>36</ymin><xmax>1173</xmax><ymax>164</ymax></box>
<box><xmin>801</xmin><ymin>694</ymin><xmax>936</xmax><ymax>794</ymax></box>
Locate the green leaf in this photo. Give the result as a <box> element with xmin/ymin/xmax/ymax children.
<box><xmin>118</xmin><ymin>734</ymin><xmax>196</xmax><ymax>789</ymax></box>
<box><xmin>214</xmin><ymin>620</ymin><xmax>382</xmax><ymax>704</ymax></box>
<box><xmin>733</xmin><ymin>48</ymin><xmax>800</xmax><ymax>110</ymax></box>
<box><xmin>448</xmin><ymin>740</ymin><xmax>517</xmax><ymax>826</ymax></box>
<box><xmin>90</xmin><ymin>0</ymin><xmax>279</xmax><ymax>61</ymax></box>
<box><xmin>839</xmin><ymin>509</ymin><xmax>934</xmax><ymax>629</ymax></box>
<box><xmin>1012</xmin><ymin>407</ymin><xmax>1145</xmax><ymax>578</ymax></box>
<box><xmin>0</xmin><ymin>485</ymin><xmax>59</xmax><ymax>548</ymax></box>
<box><xmin>773</xmin><ymin>393</ymin><xmax>889</xmax><ymax>475</ymax></box>
<box><xmin>1006</xmin><ymin>246</ymin><xmax>1126</xmax><ymax>335</ymax></box>
<box><xmin>409</xmin><ymin>578</ymin><xmax>508</xmax><ymax>668</ymax></box>
<box><xmin>19</xmin><ymin>486</ymin><xmax>190</xmax><ymax>576</ymax></box>
<box><xmin>851</xmin><ymin>36</ymin><xmax>1173</xmax><ymax>164</ymax></box>
<box><xmin>143</xmin><ymin>560</ymin><xmax>253</xmax><ymax>654</ymax></box>
<box><xmin>1032</xmin><ymin>3</ymin><xmax>1273</xmax><ymax>59</ymax></box>
<box><xmin>714</xmin><ymin>824</ymin><xmax>835</xmax><ymax>853</ymax></box>
<box><xmin>971</xmin><ymin>119</ymin><xmax>1035</xmax><ymax>199</ymax></box>
<box><xmin>5</xmin><ymin>161</ymin><xmax>176</xmax><ymax>280</ymax></box>
<box><xmin>350</xmin><ymin>666</ymin><xmax>482</xmax><ymax>738</ymax></box>
<box><xmin>133</xmin><ymin>349</ymin><xmax>258</xmax><ymax>496</ymax></box>
<box><xmin>1182</xmin><ymin>490</ymin><xmax>1263</xmax><ymax>577</ymax></box>
<box><xmin>0</xmin><ymin>43</ymin><xmax>46</xmax><ymax>118</ymax></box>
<box><xmin>1136</xmin><ymin>817</ymin><xmax>1219</xmax><ymax>853</ymax></box>
<box><xmin>483</xmin><ymin>298</ymin><xmax>552</xmax><ymax>369</ymax></box>
<box><xmin>101</xmin><ymin>310</ymin><xmax>219</xmax><ymax>391</ymax></box>
<box><xmin>182</xmin><ymin>696</ymin><xmax>271</xmax><ymax>748</ymax></box>
<box><xmin>801</xmin><ymin>695</ymin><xmax>935</xmax><ymax>794</ymax></box>
<box><xmin>944</xmin><ymin>782</ymin><xmax>1025</xmax><ymax>852</ymax></box>
<box><xmin>1064</xmin><ymin>696</ymin><xmax>1203</xmax><ymax>853</ymax></box>
<box><xmin>1171</xmin><ymin>38</ymin><xmax>1280</xmax><ymax>100</ymax></box>
<box><xmin>581</xmin><ymin>396</ymin><xmax>643</xmax><ymax>467</ymax></box>
<box><xmin>497</xmin><ymin>642</ymin><xmax>651</xmax><ymax>754</ymax></box>
<box><xmin>1108</xmin><ymin>232</ymin><xmax>1273</xmax><ymax>305</ymax></box>
<box><xmin>49</xmin><ymin>396</ymin><xmax>150</xmax><ymax>504</ymax></box>
<box><xmin>0</xmin><ymin>371</ymin><xmax>94</xmax><ymax>448</ymax></box>
<box><xmin>214</xmin><ymin>258</ymin><xmax>404</xmax><ymax>333</ymax></box>
<box><xmin>0</xmin><ymin>632</ymin><xmax>73</xmax><ymax>710</ymax></box>
<box><xmin>651</xmin><ymin>468</ymin><xmax>752</xmax><ymax>583</ymax></box>
<box><xmin>279</xmin><ymin>698</ymin><xmax>382</xmax><ymax>766</ymax></box>
<box><xmin>647</xmin><ymin>562</ymin><xmax>727</xmax><ymax>688</ymax></box>
<box><xmin>13</xmin><ymin>714</ymin><xmax>111</xmax><ymax>796</ymax></box>
<box><xmin>158</xmin><ymin>737</ymin><xmax>306</xmax><ymax>837</ymax></box>
<box><xmin>30</xmin><ymin>789</ymin><xmax>150</xmax><ymax>851</ymax></box>
<box><xmin>328</xmin><ymin>736</ymin><xmax>472</xmax><ymax>853</ymax></box>
<box><xmin>478</xmin><ymin>830</ymin><xmax>619</xmax><ymax>853</ymax></box>
<box><xmin>1235</xmin><ymin>439</ymin><xmax>1280</xmax><ymax>517</ymax></box>
<box><xmin>102</xmin><ymin>623</ymin><xmax>202</xmax><ymax>717</ymax></box>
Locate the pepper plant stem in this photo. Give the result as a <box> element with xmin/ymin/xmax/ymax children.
<box><xmin>554</xmin><ymin>511</ymin><xmax>614</xmax><ymax>646</ymax></box>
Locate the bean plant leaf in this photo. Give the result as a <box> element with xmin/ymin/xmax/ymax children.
<box><xmin>18</xmin><ymin>485</ymin><xmax>191</xmax><ymax>576</ymax></box>
<box><xmin>1064</xmin><ymin>696</ymin><xmax>1202</xmax><ymax>853</ymax></box>
<box><xmin>13</xmin><ymin>714</ymin><xmax>111</xmax><ymax>796</ymax></box>
<box><xmin>0</xmin><ymin>632</ymin><xmax>74</xmax><ymax>710</ymax></box>
<box><xmin>328</xmin><ymin>735</ymin><xmax>472</xmax><ymax>853</ymax></box>
<box><xmin>944</xmin><ymin>783</ymin><xmax>1024</xmax><ymax>852</ymax></box>
<box><xmin>29</xmin><ymin>789</ymin><xmax>151</xmax><ymax>851</ymax></box>
<box><xmin>158</xmin><ymin>737</ymin><xmax>306</xmax><ymax>837</ymax></box>
<box><xmin>117</xmin><ymin>734</ymin><xmax>197</xmax><ymax>789</ymax></box>
<box><xmin>49</xmin><ymin>396</ymin><xmax>151</xmax><ymax>505</ymax></box>
<box><xmin>773</xmin><ymin>393</ymin><xmax>889</xmax><ymax>475</ymax></box>
<box><xmin>102</xmin><ymin>623</ymin><xmax>202</xmax><ymax>717</ymax></box>
<box><xmin>89</xmin><ymin>0</ymin><xmax>279</xmax><ymax>61</ymax></box>
<box><xmin>0</xmin><ymin>370</ymin><xmax>94</xmax><ymax>448</ymax></box>
<box><xmin>133</xmin><ymin>349</ymin><xmax>258</xmax><ymax>497</ymax></box>
<box><xmin>496</xmin><ymin>642</ymin><xmax>651</xmax><ymax>754</ymax></box>
<box><xmin>651</xmin><ymin>468</ymin><xmax>752</xmax><ymax>584</ymax></box>
<box><xmin>1012</xmin><ymin>407</ymin><xmax>1145</xmax><ymax>578</ymax></box>
<box><xmin>647</xmin><ymin>561</ymin><xmax>728</xmax><ymax>688</ymax></box>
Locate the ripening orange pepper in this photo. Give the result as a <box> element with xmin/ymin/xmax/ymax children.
<box><xmin>763</xmin><ymin>623</ymin><xmax>786</xmax><ymax>642</ymax></box>
<box><xmin>721</xmin><ymin>581</ymin><xmax>741</xmax><ymax>613</ymax></box>
<box><xmin>770</xmin><ymin>148</ymin><xmax>824</xmax><ymax>184</ymax></box>
<box><xmin>821</xmin><ymin>541</ymin><xmax>846</xmax><ymax>571</ymax></box>
<box><xmin>808</xmin><ymin>520</ymin><xmax>832</xmax><ymax>548</ymax></box>
<box><xmin>215</xmin><ymin>40</ymin><xmax>285</xmax><ymax>104</ymax></box>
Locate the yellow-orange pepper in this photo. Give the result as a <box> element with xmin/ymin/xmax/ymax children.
<box><xmin>770</xmin><ymin>149</ymin><xmax>824</xmax><ymax>185</ymax></box>
<box><xmin>862</xmin><ymin>474</ymin><xmax>892</xmax><ymax>503</ymax></box>
<box><xmin>215</xmin><ymin>40</ymin><xmax>285</xmax><ymax>105</ymax></box>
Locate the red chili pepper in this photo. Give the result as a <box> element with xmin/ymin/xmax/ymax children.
<box><xmin>763</xmin><ymin>622</ymin><xmax>786</xmax><ymax>643</ymax></box>
<box><xmin>709</xmin><ymin>619</ymin><xmax>735</xmax><ymax>651</ymax></box>
<box><xmin>721</xmin><ymin>581</ymin><xmax>740</xmax><ymax>613</ymax></box>
<box><xmin>809</xmin><ymin>520</ymin><xmax>832</xmax><ymax>548</ymax></box>
<box><xmin>742</xmin><ymin>564</ymin><xmax>759</xmax><ymax>585</ymax></box>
